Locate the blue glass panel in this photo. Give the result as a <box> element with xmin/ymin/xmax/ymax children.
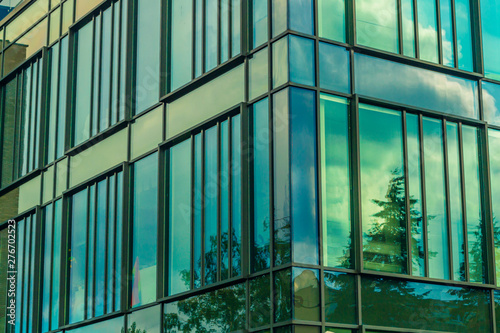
<box><xmin>194</xmin><ymin>134</ymin><xmax>202</xmax><ymax>287</ymax></box>
<box><xmin>171</xmin><ymin>0</ymin><xmax>193</xmax><ymax>91</ymax></box>
<box><xmin>320</xmin><ymin>94</ymin><xmax>351</xmax><ymax>268</ymax></box>
<box><xmin>455</xmin><ymin>0</ymin><xmax>473</xmax><ymax>71</ymax></box>
<box><xmin>252</xmin><ymin>0</ymin><xmax>268</xmax><ymax>48</ymax></box>
<box><xmin>482</xmin><ymin>81</ymin><xmax>500</xmax><ymax>126</ymax></box>
<box><xmin>359</xmin><ymin>105</ymin><xmax>406</xmax><ymax>274</ymax></box>
<box><xmin>204</xmin><ymin>127</ymin><xmax>218</xmax><ymax>284</ymax></box>
<box><xmin>289</xmin><ymin>35</ymin><xmax>315</xmax><ymax>87</ymax></box>
<box><xmin>289</xmin><ymin>0</ymin><xmax>314</xmax><ymax>35</ymax></box>
<box><xmin>422</xmin><ymin>117</ymin><xmax>449</xmax><ymax>280</ymax></box>
<box><xmin>440</xmin><ymin>0</ymin><xmax>455</xmax><ymax>67</ymax></box>
<box><xmin>205</xmin><ymin>0</ymin><xmax>218</xmax><ymax>71</ymax></box>
<box><xmin>418</xmin><ymin>0</ymin><xmax>439</xmax><ymax>63</ymax></box>
<box><xmin>318</xmin><ymin>0</ymin><xmax>345</xmax><ymax>42</ymax></box>
<box><xmin>95</xmin><ymin>179</ymin><xmax>107</xmax><ymax>316</ymax></box>
<box><xmin>169</xmin><ymin>139</ymin><xmax>192</xmax><ymax>295</ymax></box>
<box><xmin>481</xmin><ymin>0</ymin><xmax>500</xmax><ymax>79</ymax></box>
<box><xmin>356</xmin><ymin>0</ymin><xmax>398</xmax><ymax>53</ymax></box>
<box><xmin>69</xmin><ymin>190</ymin><xmax>88</xmax><ymax>323</ymax></box>
<box><xmin>231</xmin><ymin>115</ymin><xmax>242</xmax><ymax>277</ymax></box>
<box><xmin>51</xmin><ymin>199</ymin><xmax>62</xmax><ymax>330</ymax></box>
<box><xmin>318</xmin><ymin>42</ymin><xmax>350</xmax><ymax>93</ymax></box>
<box><xmin>135</xmin><ymin>0</ymin><xmax>161</xmax><ymax>114</ymax></box>
<box><xmin>132</xmin><ymin>153</ymin><xmax>158</xmax><ymax>307</ymax></box>
<box><xmin>253</xmin><ymin>98</ymin><xmax>271</xmax><ymax>272</ymax></box>
<box><xmin>290</xmin><ymin>87</ymin><xmax>318</xmax><ymax>265</ymax></box>
<box><xmin>221</xmin><ymin>121</ymin><xmax>229</xmax><ymax>280</ymax></box>
<box><xmin>402</xmin><ymin>0</ymin><xmax>415</xmax><ymax>57</ymax></box>
<box><xmin>354</xmin><ymin>53</ymin><xmax>479</xmax><ymax>118</ymax></box>
<box><xmin>74</xmin><ymin>22</ymin><xmax>93</xmax><ymax>145</ymax></box>
<box><xmin>489</xmin><ymin>130</ymin><xmax>500</xmax><ymax>285</ymax></box>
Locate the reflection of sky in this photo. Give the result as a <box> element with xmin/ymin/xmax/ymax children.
<box><xmin>128</xmin><ymin>305</ymin><xmax>161</xmax><ymax>333</ymax></box>
<box><xmin>355</xmin><ymin>53</ymin><xmax>479</xmax><ymax>119</ymax></box>
<box><xmin>482</xmin><ymin>81</ymin><xmax>500</xmax><ymax>126</ymax></box>
<box><xmin>69</xmin><ymin>315</ymin><xmax>124</xmax><ymax>332</ymax></box>
<box><xmin>481</xmin><ymin>0</ymin><xmax>500</xmax><ymax>79</ymax></box>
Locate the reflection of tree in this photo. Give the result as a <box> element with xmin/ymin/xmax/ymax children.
<box><xmin>122</xmin><ymin>322</ymin><xmax>146</xmax><ymax>333</ymax></box>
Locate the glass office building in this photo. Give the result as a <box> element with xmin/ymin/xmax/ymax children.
<box><xmin>2</xmin><ymin>0</ymin><xmax>500</xmax><ymax>332</ymax></box>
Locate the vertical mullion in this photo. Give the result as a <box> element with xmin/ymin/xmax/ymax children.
<box><xmin>418</xmin><ymin>114</ymin><xmax>429</xmax><ymax>277</ymax></box>
<box><xmin>450</xmin><ymin>0</ymin><xmax>458</xmax><ymax>68</ymax></box>
<box><xmin>458</xmin><ymin>122</ymin><xmax>470</xmax><ymax>282</ymax></box>
<box><xmin>436</xmin><ymin>0</ymin><xmax>443</xmax><ymax>65</ymax></box>
<box><xmin>442</xmin><ymin>119</ymin><xmax>454</xmax><ymax>280</ymax></box>
<box><xmin>413</xmin><ymin>0</ymin><xmax>420</xmax><ymax>58</ymax></box>
<box><xmin>402</xmin><ymin>110</ymin><xmax>412</xmax><ymax>275</ymax></box>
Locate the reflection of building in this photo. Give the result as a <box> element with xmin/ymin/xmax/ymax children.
<box><xmin>2</xmin><ymin>0</ymin><xmax>500</xmax><ymax>332</ymax></box>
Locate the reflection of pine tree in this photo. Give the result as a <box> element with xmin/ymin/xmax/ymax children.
<box><xmin>122</xmin><ymin>322</ymin><xmax>146</xmax><ymax>333</ymax></box>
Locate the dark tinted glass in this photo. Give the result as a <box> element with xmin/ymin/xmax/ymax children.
<box><xmin>324</xmin><ymin>271</ymin><xmax>356</xmax><ymax>324</ymax></box>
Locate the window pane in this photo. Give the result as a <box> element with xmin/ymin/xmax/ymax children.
<box><xmin>74</xmin><ymin>22</ymin><xmax>92</xmax><ymax>145</ymax></box>
<box><xmin>231</xmin><ymin>115</ymin><xmax>242</xmax><ymax>277</ymax></box>
<box><xmin>41</xmin><ymin>204</ymin><xmax>53</xmax><ymax>332</ymax></box>
<box><xmin>401</xmin><ymin>0</ymin><xmax>415</xmax><ymax>57</ymax></box>
<box><xmin>57</xmin><ymin>37</ymin><xmax>68</xmax><ymax>158</ymax></box>
<box><xmin>289</xmin><ymin>0</ymin><xmax>314</xmax><ymax>35</ymax></box>
<box><xmin>318</xmin><ymin>0</ymin><xmax>345</xmax><ymax>42</ymax></box>
<box><xmin>135</xmin><ymin>0</ymin><xmax>161</xmax><ymax>114</ymax></box>
<box><xmin>360</xmin><ymin>105</ymin><xmax>406</xmax><ymax>273</ymax></box>
<box><xmin>221</xmin><ymin>121</ymin><xmax>229</xmax><ymax>280</ymax></box>
<box><xmin>253</xmin><ymin>98</ymin><xmax>271</xmax><ymax>272</ymax></box>
<box><xmin>272</xmin><ymin>36</ymin><xmax>288</xmax><ymax>88</ymax></box>
<box><xmin>95</xmin><ymin>180</ymin><xmax>107</xmax><ymax>317</ymax></box>
<box><xmin>100</xmin><ymin>8</ymin><xmax>112</xmax><ymax>132</ymax></box>
<box><xmin>49</xmin><ymin>6</ymin><xmax>61</xmax><ymax>44</ymax></box>
<box><xmin>128</xmin><ymin>305</ymin><xmax>161</xmax><ymax>333</ymax></box>
<box><xmin>318</xmin><ymin>42</ymin><xmax>350</xmax><ymax>94</ymax></box>
<box><xmin>252</xmin><ymin>0</ymin><xmax>268</xmax><ymax>48</ymax></box>
<box><xmin>293</xmin><ymin>268</ymin><xmax>320</xmax><ymax>321</ymax></box>
<box><xmin>490</xmin><ymin>130</ymin><xmax>500</xmax><ymax>285</ymax></box>
<box><xmin>205</xmin><ymin>0</ymin><xmax>218</xmax><ymax>71</ymax></box>
<box><xmin>422</xmin><ymin>118</ymin><xmax>449</xmax><ymax>280</ymax></box>
<box><xmin>417</xmin><ymin>0</ymin><xmax>439</xmax><ymax>63</ymax></box>
<box><xmin>66</xmin><ymin>316</ymin><xmax>124</xmax><ymax>332</ymax></box>
<box><xmin>440</xmin><ymin>0</ymin><xmax>455</xmax><ymax>67</ymax></box>
<box><xmin>356</xmin><ymin>0</ymin><xmax>398</xmax><ymax>53</ymax></box>
<box><xmin>47</xmin><ymin>43</ymin><xmax>60</xmax><ymax>163</ymax></box>
<box><xmin>221</xmin><ymin>0</ymin><xmax>229</xmax><ymax>62</ymax></box>
<box><xmin>249</xmin><ymin>47</ymin><xmax>269</xmax><ymax>100</ymax></box>
<box><xmin>455</xmin><ymin>0</ymin><xmax>473</xmax><ymax>71</ymax></box>
<box><xmin>272</xmin><ymin>0</ymin><xmax>287</xmax><ymax>37</ymax></box>
<box><xmin>169</xmin><ymin>139</ymin><xmax>192</xmax><ymax>295</ymax></box>
<box><xmin>204</xmin><ymin>127</ymin><xmax>218</xmax><ymax>284</ymax></box>
<box><xmin>194</xmin><ymin>134</ymin><xmax>202</xmax><ymax>287</ymax></box>
<box><xmin>274</xmin><ymin>269</ymin><xmax>292</xmax><ymax>322</ymax></box>
<box><xmin>406</xmin><ymin>113</ymin><xmax>424</xmax><ymax>277</ymax></box>
<box><xmin>250</xmin><ymin>274</ymin><xmax>271</xmax><ymax>328</ymax></box>
<box><xmin>320</xmin><ymin>94</ymin><xmax>351</xmax><ymax>268</ymax></box>
<box><xmin>171</xmin><ymin>0</ymin><xmax>193</xmax><ymax>91</ymax></box>
<box><xmin>132</xmin><ymin>153</ymin><xmax>158</xmax><ymax>307</ymax></box>
<box><xmin>51</xmin><ymin>199</ymin><xmax>62</xmax><ymax>330</ymax></box>
<box><xmin>324</xmin><ymin>271</ymin><xmax>356</xmax><ymax>324</ymax></box>
<box><xmin>232</xmin><ymin>0</ymin><xmax>241</xmax><ymax>56</ymax></box>
<box><xmin>482</xmin><ymin>81</ymin><xmax>500</xmax><ymax>127</ymax></box>
<box><xmin>1</xmin><ymin>78</ymin><xmax>16</xmax><ymax>187</ymax></box>
<box><xmin>289</xmin><ymin>36</ymin><xmax>315</xmax><ymax>87</ymax></box>
<box><xmin>481</xmin><ymin>0</ymin><xmax>500</xmax><ymax>79</ymax></box>
<box><xmin>462</xmin><ymin>126</ymin><xmax>484</xmax><ymax>283</ymax></box>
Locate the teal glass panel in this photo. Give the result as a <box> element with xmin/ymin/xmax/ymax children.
<box><xmin>87</xmin><ymin>185</ymin><xmax>95</xmax><ymax>317</ymax></box>
<box><xmin>115</xmin><ymin>172</ymin><xmax>123</xmax><ymax>310</ymax></box>
<box><xmin>318</xmin><ymin>0</ymin><xmax>345</xmax><ymax>42</ymax></box>
<box><xmin>490</xmin><ymin>130</ymin><xmax>500</xmax><ymax>285</ymax></box>
<box><xmin>56</xmin><ymin>37</ymin><xmax>68</xmax><ymax>158</ymax></box>
<box><xmin>440</xmin><ymin>0</ymin><xmax>455</xmax><ymax>67</ymax></box>
<box><xmin>21</xmin><ymin>68</ymin><xmax>31</xmax><ymax>177</ymax></box>
<box><xmin>69</xmin><ymin>190</ymin><xmax>87</xmax><ymax>323</ymax></box>
<box><xmin>119</xmin><ymin>0</ymin><xmax>128</xmax><ymax>121</ymax></box>
<box><xmin>362</xmin><ymin>276</ymin><xmax>491</xmax><ymax>331</ymax></box>
<box><xmin>354</xmin><ymin>53</ymin><xmax>479</xmax><ymax>119</ymax></box>
<box><xmin>128</xmin><ymin>305</ymin><xmax>161</xmax><ymax>333</ymax></box>
<box><xmin>462</xmin><ymin>126</ymin><xmax>485</xmax><ymax>283</ymax></box>
<box><xmin>249</xmin><ymin>47</ymin><xmax>269</xmax><ymax>100</ymax></box>
<box><xmin>107</xmin><ymin>175</ymin><xmax>116</xmax><ymax>313</ymax></box>
<box><xmin>205</xmin><ymin>0</ymin><xmax>218</xmax><ymax>71</ymax></box>
<box><xmin>293</xmin><ymin>268</ymin><xmax>320</xmax><ymax>321</ymax></box>
<box><xmin>194</xmin><ymin>134</ymin><xmax>202</xmax><ymax>287</ymax></box>
<box><xmin>195</xmin><ymin>0</ymin><xmax>202</xmax><ymax>77</ymax></box>
<box><xmin>100</xmin><ymin>8</ymin><xmax>112</xmax><ymax>131</ymax></box>
<box><xmin>131</xmin><ymin>153</ymin><xmax>158</xmax><ymax>307</ymax></box>
<box><xmin>135</xmin><ymin>0</ymin><xmax>161</xmax><ymax>114</ymax></box>
<box><xmin>221</xmin><ymin>0</ymin><xmax>229</xmax><ymax>62</ymax></box>
<box><xmin>95</xmin><ymin>179</ymin><xmax>107</xmax><ymax>317</ymax></box>
<box><xmin>356</xmin><ymin>0</ymin><xmax>398</xmax><ymax>53</ymax></box>
<box><xmin>324</xmin><ymin>271</ymin><xmax>356</xmax><ymax>324</ymax></box>
<box><xmin>51</xmin><ymin>199</ymin><xmax>62</xmax><ymax>330</ymax></box>
<box><xmin>14</xmin><ymin>220</ymin><xmax>25</xmax><ymax>329</ymax></box>
<box><xmin>482</xmin><ymin>0</ymin><xmax>500</xmax><ymax>79</ymax></box>
<box><xmin>28</xmin><ymin>216</ymin><xmax>37</xmax><ymax>331</ymax></box>
<box><xmin>252</xmin><ymin>98</ymin><xmax>271</xmax><ymax>272</ymax></box>
<box><xmin>41</xmin><ymin>204</ymin><xmax>53</xmax><ymax>332</ymax></box>
<box><xmin>455</xmin><ymin>0</ymin><xmax>473</xmax><ymax>71</ymax></box>
<box><xmin>447</xmin><ymin>122</ymin><xmax>466</xmax><ymax>281</ymax></box>
<box><xmin>221</xmin><ymin>121</ymin><xmax>229</xmax><ymax>280</ymax></box>
<box><xmin>359</xmin><ymin>104</ymin><xmax>406</xmax><ymax>273</ymax></box>
<box><xmin>66</xmin><ymin>316</ymin><xmax>124</xmax><ymax>332</ymax></box>
<box><xmin>163</xmin><ymin>283</ymin><xmax>246</xmax><ymax>331</ymax></box>
<box><xmin>272</xmin><ymin>0</ymin><xmax>287</xmax><ymax>37</ymax></box>
<box><xmin>320</xmin><ymin>94</ymin><xmax>351</xmax><ymax>268</ymax></box>
<box><xmin>482</xmin><ymin>81</ymin><xmax>500</xmax><ymax>126</ymax></box>
<box><xmin>232</xmin><ymin>0</ymin><xmax>241</xmax><ymax>56</ymax></box>
<box><xmin>422</xmin><ymin>118</ymin><xmax>449</xmax><ymax>280</ymax></box>
<box><xmin>318</xmin><ymin>42</ymin><xmax>350</xmax><ymax>93</ymax></box>
<box><xmin>289</xmin><ymin>0</ymin><xmax>314</xmax><ymax>35</ymax></box>
<box><xmin>231</xmin><ymin>115</ymin><xmax>242</xmax><ymax>277</ymax></box>
<box><xmin>111</xmin><ymin>2</ymin><xmax>120</xmax><ymax>126</ymax></box>
<box><xmin>74</xmin><ymin>22</ymin><xmax>92</xmax><ymax>145</ymax></box>
<box><xmin>401</xmin><ymin>0</ymin><xmax>415</xmax><ymax>57</ymax></box>
<box><xmin>205</xmin><ymin>127</ymin><xmax>218</xmax><ymax>284</ymax></box>
<box><xmin>273</xmin><ymin>89</ymin><xmax>291</xmax><ymax>266</ymax></box>
<box><xmin>289</xmin><ymin>35</ymin><xmax>315</xmax><ymax>87</ymax></box>
<box><xmin>291</xmin><ymin>88</ymin><xmax>319</xmax><ymax>265</ymax></box>
<box><xmin>250</xmin><ymin>274</ymin><xmax>271</xmax><ymax>328</ymax></box>
<box><xmin>46</xmin><ymin>43</ymin><xmax>59</xmax><ymax>164</ymax></box>
<box><xmin>169</xmin><ymin>139</ymin><xmax>192</xmax><ymax>295</ymax></box>
<box><xmin>274</xmin><ymin>269</ymin><xmax>292</xmax><ymax>322</ymax></box>
<box><xmin>272</xmin><ymin>36</ymin><xmax>288</xmax><ymax>88</ymax></box>
<box><xmin>417</xmin><ymin>0</ymin><xmax>439</xmax><ymax>63</ymax></box>
<box><xmin>252</xmin><ymin>0</ymin><xmax>268</xmax><ymax>48</ymax></box>
<box><xmin>171</xmin><ymin>0</ymin><xmax>193</xmax><ymax>91</ymax></box>
<box><xmin>406</xmin><ymin>113</ymin><xmax>424</xmax><ymax>277</ymax></box>
<box><xmin>92</xmin><ymin>16</ymin><xmax>101</xmax><ymax>137</ymax></box>
<box><xmin>1</xmin><ymin>78</ymin><xmax>16</xmax><ymax>187</ymax></box>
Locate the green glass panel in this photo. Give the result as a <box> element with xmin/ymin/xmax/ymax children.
<box><xmin>51</xmin><ymin>199</ymin><xmax>62</xmax><ymax>330</ymax></box>
<box><xmin>482</xmin><ymin>0</ymin><xmax>500</xmax><ymax>78</ymax></box>
<box><xmin>231</xmin><ymin>0</ymin><xmax>241</xmax><ymax>56</ymax></box>
<box><xmin>289</xmin><ymin>36</ymin><xmax>315</xmax><ymax>87</ymax></box>
<box><xmin>204</xmin><ymin>127</ymin><xmax>218</xmax><ymax>285</ymax></box>
<box><xmin>221</xmin><ymin>120</ymin><xmax>229</xmax><ymax>280</ymax></box>
<box><xmin>325</xmin><ymin>329</ymin><xmax>352</xmax><ymax>333</ymax></box>
<box><xmin>417</xmin><ymin>0</ymin><xmax>439</xmax><ymax>63</ymax></box>
<box><xmin>194</xmin><ymin>134</ymin><xmax>202</xmax><ymax>288</ymax></box>
<box><xmin>253</xmin><ymin>0</ymin><xmax>268</xmax><ymax>48</ymax></box>
<box><xmin>483</xmin><ymin>81</ymin><xmax>500</xmax><ymax>126</ymax></box>
<box><xmin>220</xmin><ymin>0</ymin><xmax>229</xmax><ymax>62</ymax></box>
<box><xmin>74</xmin><ymin>22</ymin><xmax>92</xmax><ymax>145</ymax></box>
<box><xmin>41</xmin><ymin>203</ymin><xmax>53</xmax><ymax>332</ymax></box>
<box><xmin>490</xmin><ymin>129</ymin><xmax>500</xmax><ymax>286</ymax></box>
<box><xmin>293</xmin><ymin>268</ymin><xmax>320</xmax><ymax>321</ymax></box>
<box><xmin>231</xmin><ymin>115</ymin><xmax>242</xmax><ymax>277</ymax></box>
<box><xmin>356</xmin><ymin>0</ymin><xmax>398</xmax><ymax>53</ymax></box>
<box><xmin>46</xmin><ymin>43</ymin><xmax>59</xmax><ymax>164</ymax></box>
<box><xmin>324</xmin><ymin>271</ymin><xmax>356</xmax><ymax>324</ymax></box>
<box><xmin>440</xmin><ymin>0</ymin><xmax>455</xmax><ymax>67</ymax></box>
<box><xmin>423</xmin><ymin>117</ymin><xmax>449</xmax><ymax>280</ymax></box>
<box><xmin>318</xmin><ymin>0</ymin><xmax>345</xmax><ymax>42</ymax></box>
<box><xmin>320</xmin><ymin>94</ymin><xmax>351</xmax><ymax>268</ymax></box>
<box><xmin>401</xmin><ymin>0</ymin><xmax>415</xmax><ymax>57</ymax></box>
<box><xmin>296</xmin><ymin>327</ymin><xmax>320</xmax><ymax>333</ymax></box>
<box><xmin>171</xmin><ymin>0</ymin><xmax>193</xmax><ymax>91</ymax></box>
<box><xmin>289</xmin><ymin>0</ymin><xmax>314</xmax><ymax>35</ymax></box>
<box><xmin>250</xmin><ymin>274</ymin><xmax>271</xmax><ymax>328</ymax></box>
<box><xmin>249</xmin><ymin>47</ymin><xmax>269</xmax><ymax>100</ymax></box>
<box><xmin>66</xmin><ymin>316</ymin><xmax>124</xmax><ymax>332</ymax></box>
<box><xmin>272</xmin><ymin>0</ymin><xmax>287</xmax><ymax>37</ymax></box>
<box><xmin>359</xmin><ymin>104</ymin><xmax>406</xmax><ymax>274</ymax></box>
<box><xmin>1</xmin><ymin>77</ymin><xmax>16</xmax><ymax>187</ymax></box>
<box><xmin>205</xmin><ymin>0</ymin><xmax>218</xmax><ymax>71</ymax></box>
<box><xmin>49</xmin><ymin>7</ymin><xmax>60</xmax><ymax>44</ymax></box>
<box><xmin>128</xmin><ymin>305</ymin><xmax>161</xmax><ymax>333</ymax></box>
<box><xmin>274</xmin><ymin>269</ymin><xmax>292</xmax><ymax>323</ymax></box>
<box><xmin>272</xmin><ymin>36</ymin><xmax>288</xmax><ymax>88</ymax></box>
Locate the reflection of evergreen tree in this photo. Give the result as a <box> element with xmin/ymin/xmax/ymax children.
<box><xmin>122</xmin><ymin>322</ymin><xmax>146</xmax><ymax>333</ymax></box>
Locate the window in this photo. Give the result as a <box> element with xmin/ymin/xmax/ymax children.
<box><xmin>68</xmin><ymin>170</ymin><xmax>123</xmax><ymax>323</ymax></box>
<box><xmin>490</xmin><ymin>130</ymin><xmax>500</xmax><ymax>286</ymax></box>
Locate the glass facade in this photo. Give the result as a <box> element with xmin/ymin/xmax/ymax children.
<box><xmin>0</xmin><ymin>0</ymin><xmax>500</xmax><ymax>332</ymax></box>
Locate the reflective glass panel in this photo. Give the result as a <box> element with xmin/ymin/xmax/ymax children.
<box><xmin>232</xmin><ymin>115</ymin><xmax>242</xmax><ymax>277</ymax></box>
<box><xmin>289</xmin><ymin>35</ymin><xmax>315</xmax><ymax>87</ymax></box>
<box><xmin>482</xmin><ymin>81</ymin><xmax>500</xmax><ymax>126</ymax></box>
<box><xmin>171</xmin><ymin>0</ymin><xmax>193</xmax><ymax>91</ymax></box>
<box><xmin>440</xmin><ymin>0</ymin><xmax>455</xmax><ymax>67</ymax></box>
<box><xmin>128</xmin><ymin>305</ymin><xmax>161</xmax><ymax>333</ymax></box>
<box><xmin>272</xmin><ymin>36</ymin><xmax>288</xmax><ymax>88</ymax></box>
<box><xmin>293</xmin><ymin>268</ymin><xmax>320</xmax><ymax>321</ymax></box>
<box><xmin>253</xmin><ymin>0</ymin><xmax>268</xmax><ymax>48</ymax></box>
<box><xmin>455</xmin><ymin>0</ymin><xmax>473</xmax><ymax>71</ymax></box>
<box><xmin>324</xmin><ymin>271</ymin><xmax>356</xmax><ymax>324</ymax></box>
<box><xmin>318</xmin><ymin>42</ymin><xmax>350</xmax><ymax>93</ymax></box>
<box><xmin>274</xmin><ymin>269</ymin><xmax>292</xmax><ymax>322</ymax></box>
<box><xmin>490</xmin><ymin>130</ymin><xmax>500</xmax><ymax>285</ymax></box>
<box><xmin>481</xmin><ymin>0</ymin><xmax>500</xmax><ymax>79</ymax></box>
<box><xmin>272</xmin><ymin>0</ymin><xmax>287</xmax><ymax>37</ymax></box>
<box><xmin>249</xmin><ymin>47</ymin><xmax>269</xmax><ymax>100</ymax></box>
<box><xmin>74</xmin><ymin>22</ymin><xmax>92</xmax><ymax>145</ymax></box>
<box><xmin>289</xmin><ymin>0</ymin><xmax>314</xmax><ymax>35</ymax></box>
<box><xmin>232</xmin><ymin>0</ymin><xmax>241</xmax><ymax>56</ymax></box>
<box><xmin>318</xmin><ymin>0</ymin><xmax>345</xmax><ymax>42</ymax></box>
<box><xmin>205</xmin><ymin>127</ymin><xmax>218</xmax><ymax>284</ymax></box>
<box><xmin>250</xmin><ymin>274</ymin><xmax>271</xmax><ymax>328</ymax></box>
<box><xmin>205</xmin><ymin>0</ymin><xmax>218</xmax><ymax>71</ymax></box>
<box><xmin>418</xmin><ymin>0</ymin><xmax>439</xmax><ymax>63</ymax></box>
<box><xmin>401</xmin><ymin>0</ymin><xmax>415</xmax><ymax>57</ymax></box>
<box><xmin>356</xmin><ymin>0</ymin><xmax>398</xmax><ymax>53</ymax></box>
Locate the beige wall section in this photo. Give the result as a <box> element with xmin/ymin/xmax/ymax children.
<box><xmin>42</xmin><ymin>165</ymin><xmax>55</xmax><ymax>204</ymax></box>
<box><xmin>166</xmin><ymin>64</ymin><xmax>245</xmax><ymax>139</ymax></box>
<box><xmin>131</xmin><ymin>105</ymin><xmax>163</xmax><ymax>160</ymax></box>
<box><xmin>69</xmin><ymin>129</ymin><xmax>127</xmax><ymax>188</ymax></box>
<box><xmin>0</xmin><ymin>188</ymin><xmax>19</xmax><ymax>222</ymax></box>
<box><xmin>18</xmin><ymin>175</ymin><xmax>41</xmax><ymax>214</ymax></box>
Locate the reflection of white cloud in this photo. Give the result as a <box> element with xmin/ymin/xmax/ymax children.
<box><xmin>482</xmin><ymin>83</ymin><xmax>500</xmax><ymax>126</ymax></box>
